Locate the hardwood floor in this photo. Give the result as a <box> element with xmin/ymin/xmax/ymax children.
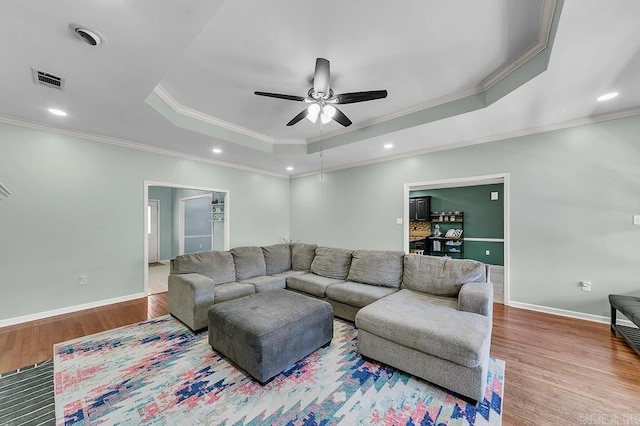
<box><xmin>0</xmin><ymin>293</ymin><xmax>168</xmax><ymax>373</ymax></box>
<box><xmin>1</xmin><ymin>294</ymin><xmax>638</xmax><ymax>425</ymax></box>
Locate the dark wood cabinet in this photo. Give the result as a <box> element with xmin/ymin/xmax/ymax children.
<box><xmin>409</xmin><ymin>196</ymin><xmax>430</xmax><ymax>221</ymax></box>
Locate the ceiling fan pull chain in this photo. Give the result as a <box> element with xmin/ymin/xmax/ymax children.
<box><xmin>320</xmin><ymin>133</ymin><xmax>324</xmax><ymax>180</ymax></box>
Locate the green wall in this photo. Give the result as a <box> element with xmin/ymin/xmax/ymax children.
<box><xmin>290</xmin><ymin>115</ymin><xmax>640</xmax><ymax>318</ymax></box>
<box><xmin>411</xmin><ymin>184</ymin><xmax>504</xmax><ymax>265</ymax></box>
<box><xmin>0</xmin><ymin>122</ymin><xmax>290</xmax><ymax>321</ymax></box>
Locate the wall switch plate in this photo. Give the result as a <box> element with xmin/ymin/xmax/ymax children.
<box><xmin>491</xmin><ymin>192</ymin><xmax>499</xmax><ymax>201</ymax></box>
<box><xmin>634</xmin><ymin>214</ymin><xmax>640</xmax><ymax>225</ymax></box>
<box><xmin>396</xmin><ymin>218</ymin><xmax>403</xmax><ymax>225</ymax></box>
<box><xmin>79</xmin><ymin>275</ymin><xmax>88</xmax><ymax>285</ymax></box>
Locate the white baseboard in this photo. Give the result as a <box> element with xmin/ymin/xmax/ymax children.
<box><xmin>508</xmin><ymin>301</ymin><xmax>636</xmax><ymax>328</ymax></box>
<box><xmin>0</xmin><ymin>292</ymin><xmax>147</xmax><ymax>328</ymax></box>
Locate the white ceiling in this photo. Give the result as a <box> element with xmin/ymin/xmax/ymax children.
<box><xmin>1</xmin><ymin>0</ymin><xmax>639</xmax><ymax>177</ymax></box>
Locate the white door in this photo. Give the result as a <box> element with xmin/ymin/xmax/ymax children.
<box><xmin>148</xmin><ymin>200</ymin><xmax>159</xmax><ymax>264</ymax></box>
<box><xmin>179</xmin><ymin>194</ymin><xmax>213</xmax><ymax>254</ymax></box>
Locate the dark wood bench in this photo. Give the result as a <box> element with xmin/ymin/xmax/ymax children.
<box><xmin>609</xmin><ymin>294</ymin><xmax>640</xmax><ymax>356</ymax></box>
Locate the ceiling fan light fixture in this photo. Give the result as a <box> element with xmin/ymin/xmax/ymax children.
<box><xmin>320</xmin><ymin>104</ymin><xmax>336</xmax><ymax>124</ymax></box>
<box><xmin>307</xmin><ymin>103</ymin><xmax>320</xmax><ymax>123</ymax></box>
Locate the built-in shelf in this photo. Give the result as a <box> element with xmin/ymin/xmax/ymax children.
<box><xmin>211</xmin><ymin>201</ymin><xmax>225</xmax><ymax>222</ymax></box>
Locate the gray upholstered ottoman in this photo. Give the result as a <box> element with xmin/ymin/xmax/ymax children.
<box><xmin>208</xmin><ymin>289</ymin><xmax>333</xmax><ymax>384</ymax></box>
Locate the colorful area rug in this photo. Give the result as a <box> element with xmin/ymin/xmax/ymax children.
<box><xmin>54</xmin><ymin>316</ymin><xmax>504</xmax><ymax>425</ymax></box>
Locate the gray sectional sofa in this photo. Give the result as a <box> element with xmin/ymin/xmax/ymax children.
<box><xmin>168</xmin><ymin>242</ymin><xmax>493</xmax><ymax>403</ymax></box>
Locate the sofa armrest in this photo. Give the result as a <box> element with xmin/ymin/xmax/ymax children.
<box><xmin>168</xmin><ymin>273</ymin><xmax>215</xmax><ymax>331</ymax></box>
<box><xmin>458</xmin><ymin>281</ymin><xmax>493</xmax><ymax>317</ymax></box>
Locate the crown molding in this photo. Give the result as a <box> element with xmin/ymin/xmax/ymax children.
<box><xmin>291</xmin><ymin>105</ymin><xmax>640</xmax><ymax>178</ymax></box>
<box><xmin>153</xmin><ymin>85</ymin><xmax>306</xmax><ymax>147</ymax></box>
<box><xmin>0</xmin><ymin>114</ymin><xmax>289</xmax><ymax>179</ymax></box>
<box><xmin>154</xmin><ymin>85</ymin><xmax>274</xmax><ymax>144</ymax></box>
<box><xmin>306</xmin><ymin>0</ymin><xmax>559</xmax><ymax>146</ymax></box>
<box><xmin>479</xmin><ymin>0</ymin><xmax>557</xmax><ymax>90</ymax></box>
<box><xmin>149</xmin><ymin>0</ymin><xmax>560</xmax><ymax>154</ymax></box>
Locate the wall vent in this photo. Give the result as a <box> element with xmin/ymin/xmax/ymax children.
<box><xmin>31</xmin><ymin>68</ymin><xmax>65</xmax><ymax>91</ymax></box>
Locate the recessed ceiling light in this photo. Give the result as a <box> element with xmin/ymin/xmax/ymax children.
<box><xmin>69</xmin><ymin>23</ymin><xmax>105</xmax><ymax>46</ymax></box>
<box><xmin>48</xmin><ymin>108</ymin><xmax>67</xmax><ymax>117</ymax></box>
<box><xmin>286</xmin><ymin>166</ymin><xmax>294</xmax><ymax>171</ymax></box>
<box><xmin>212</xmin><ymin>148</ymin><xmax>222</xmax><ymax>154</ymax></box>
<box><xmin>597</xmin><ymin>92</ymin><xmax>619</xmax><ymax>102</ymax></box>
<box><xmin>384</xmin><ymin>143</ymin><xmax>393</xmax><ymax>149</ymax></box>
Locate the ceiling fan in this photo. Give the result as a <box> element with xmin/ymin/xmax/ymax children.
<box><xmin>255</xmin><ymin>58</ymin><xmax>387</xmax><ymax>127</ymax></box>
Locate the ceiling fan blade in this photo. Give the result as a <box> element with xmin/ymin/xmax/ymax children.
<box><xmin>334</xmin><ymin>90</ymin><xmax>388</xmax><ymax>104</ymax></box>
<box><xmin>313</xmin><ymin>58</ymin><xmax>331</xmax><ymax>96</ymax></box>
<box><xmin>254</xmin><ymin>91</ymin><xmax>306</xmax><ymax>102</ymax></box>
<box><xmin>286</xmin><ymin>109</ymin><xmax>309</xmax><ymax>126</ymax></box>
<box><xmin>332</xmin><ymin>106</ymin><xmax>352</xmax><ymax>127</ymax></box>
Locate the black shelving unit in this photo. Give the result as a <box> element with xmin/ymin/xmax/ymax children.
<box><xmin>427</xmin><ymin>212</ymin><xmax>464</xmax><ymax>258</ymax></box>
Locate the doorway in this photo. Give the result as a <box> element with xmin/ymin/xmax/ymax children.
<box><xmin>404</xmin><ymin>173</ymin><xmax>509</xmax><ymax>305</ymax></box>
<box><xmin>143</xmin><ymin>181</ymin><xmax>230</xmax><ymax>295</ymax></box>
<box><xmin>179</xmin><ymin>194</ymin><xmax>213</xmax><ymax>255</ymax></box>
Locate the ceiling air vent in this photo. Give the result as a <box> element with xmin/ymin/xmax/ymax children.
<box><xmin>31</xmin><ymin>68</ymin><xmax>65</xmax><ymax>91</ymax></box>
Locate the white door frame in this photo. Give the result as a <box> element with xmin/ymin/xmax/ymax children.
<box><xmin>143</xmin><ymin>181</ymin><xmax>230</xmax><ymax>295</ymax></box>
<box><xmin>147</xmin><ymin>199</ymin><xmax>160</xmax><ymax>264</ymax></box>
<box><xmin>403</xmin><ymin>173</ymin><xmax>510</xmax><ymax>305</ymax></box>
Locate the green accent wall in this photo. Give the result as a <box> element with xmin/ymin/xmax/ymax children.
<box><xmin>411</xmin><ymin>184</ymin><xmax>504</xmax><ymax>265</ymax></box>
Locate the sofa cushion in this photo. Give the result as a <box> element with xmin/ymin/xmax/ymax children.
<box><xmin>326</xmin><ymin>281</ymin><xmax>398</xmax><ymax>308</ymax></box>
<box><xmin>286</xmin><ymin>273</ymin><xmax>346</xmax><ymax>298</ymax></box>
<box><xmin>231</xmin><ymin>246</ymin><xmax>267</xmax><ymax>280</ymax></box>
<box><xmin>311</xmin><ymin>247</ymin><xmax>353</xmax><ymax>280</ymax></box>
<box><xmin>213</xmin><ymin>282</ymin><xmax>255</xmax><ymax>304</ymax></box>
<box><xmin>171</xmin><ymin>250</ymin><xmax>236</xmax><ymax>285</ymax></box>
<box><xmin>239</xmin><ymin>275</ymin><xmax>286</xmax><ymax>293</ymax></box>
<box><xmin>355</xmin><ymin>289</ymin><xmax>491</xmax><ymax>368</ymax></box>
<box><xmin>291</xmin><ymin>243</ymin><xmax>317</xmax><ymax>271</ymax></box>
<box><xmin>347</xmin><ymin>250</ymin><xmax>405</xmax><ymax>288</ymax></box>
<box><xmin>402</xmin><ymin>254</ymin><xmax>486</xmax><ymax>296</ymax></box>
<box><xmin>261</xmin><ymin>244</ymin><xmax>292</xmax><ymax>275</ymax></box>
<box><xmin>270</xmin><ymin>270</ymin><xmax>309</xmax><ymax>278</ymax></box>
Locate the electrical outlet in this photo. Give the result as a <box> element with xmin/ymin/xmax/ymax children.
<box><xmin>485</xmin><ymin>250</ymin><xmax>490</xmax><ymax>256</ymax></box>
<box><xmin>579</xmin><ymin>281</ymin><xmax>591</xmax><ymax>292</ymax></box>
<box><xmin>396</xmin><ymin>217</ymin><xmax>403</xmax><ymax>225</ymax></box>
<box><xmin>79</xmin><ymin>275</ymin><xmax>88</xmax><ymax>285</ymax></box>
<box><xmin>633</xmin><ymin>214</ymin><xmax>640</xmax><ymax>225</ymax></box>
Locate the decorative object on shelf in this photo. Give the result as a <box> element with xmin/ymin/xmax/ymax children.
<box><xmin>211</xmin><ymin>200</ymin><xmax>225</xmax><ymax>222</ymax></box>
<box><xmin>432</xmin><ymin>224</ymin><xmax>442</xmax><ymax>237</ymax></box>
<box><xmin>445</xmin><ymin>229</ymin><xmax>463</xmax><ymax>238</ymax></box>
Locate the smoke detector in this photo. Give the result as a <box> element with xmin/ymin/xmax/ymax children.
<box><xmin>69</xmin><ymin>23</ymin><xmax>105</xmax><ymax>46</ymax></box>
